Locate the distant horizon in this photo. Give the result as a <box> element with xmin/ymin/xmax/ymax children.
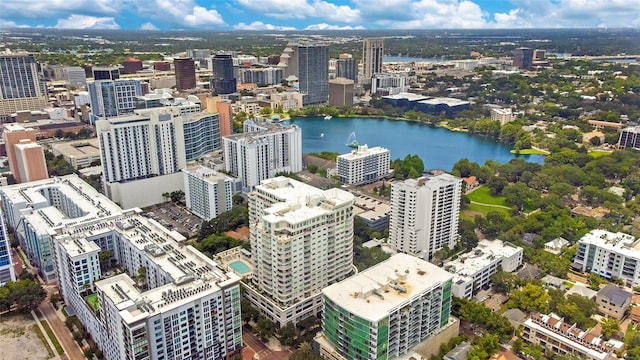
<box><xmin>1</xmin><ymin>0</ymin><xmax>639</xmax><ymax>31</ymax></box>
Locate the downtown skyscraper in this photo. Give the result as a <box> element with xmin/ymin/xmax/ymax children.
<box><xmin>362</xmin><ymin>38</ymin><xmax>384</xmax><ymax>84</ymax></box>
<box><xmin>0</xmin><ymin>53</ymin><xmax>48</xmax><ymax>121</ymax></box>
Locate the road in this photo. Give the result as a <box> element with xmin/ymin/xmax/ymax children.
<box><xmin>40</xmin><ymin>288</ymin><xmax>85</xmax><ymax>360</ymax></box>
<box><xmin>242</xmin><ymin>327</ymin><xmax>291</xmax><ymax>360</ymax></box>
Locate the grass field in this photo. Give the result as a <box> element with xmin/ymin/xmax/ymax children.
<box><xmin>510</xmin><ymin>148</ymin><xmax>550</xmax><ymax>155</ymax></box>
<box><xmin>467</xmin><ymin>186</ymin><xmax>509</xmax><ymax>207</ymax></box>
<box><xmin>462</xmin><ymin>203</ymin><xmax>512</xmax><ymax>219</ymax></box>
<box><xmin>588</xmin><ymin>150</ymin><xmax>613</xmax><ymax>158</ymax></box>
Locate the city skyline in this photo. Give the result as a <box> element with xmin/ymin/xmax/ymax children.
<box><xmin>1</xmin><ymin>0</ymin><xmax>639</xmax><ymax>31</ymax></box>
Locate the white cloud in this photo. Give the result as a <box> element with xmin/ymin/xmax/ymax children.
<box><xmin>233</xmin><ymin>21</ymin><xmax>296</xmax><ymax>31</ymax></box>
<box><xmin>54</xmin><ymin>14</ymin><xmax>120</xmax><ymax>29</ymax></box>
<box><xmin>0</xmin><ymin>19</ymin><xmax>31</xmax><ymax>28</ymax></box>
<box><xmin>2</xmin><ymin>0</ymin><xmax>121</xmax><ymax>19</ymax></box>
<box><xmin>236</xmin><ymin>0</ymin><xmax>360</xmax><ymax>23</ymax></box>
<box><xmin>132</xmin><ymin>0</ymin><xmax>225</xmax><ymax>28</ymax></box>
<box><xmin>358</xmin><ymin>0</ymin><xmax>488</xmax><ymax>29</ymax></box>
<box><xmin>140</xmin><ymin>22</ymin><xmax>159</xmax><ymax>30</ymax></box>
<box><xmin>304</xmin><ymin>23</ymin><xmax>365</xmax><ymax>30</ymax></box>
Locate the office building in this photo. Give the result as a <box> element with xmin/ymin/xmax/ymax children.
<box><xmin>212</xmin><ymin>54</ymin><xmax>237</xmax><ymax>95</ymax></box>
<box><xmin>522</xmin><ymin>313</ymin><xmax>616</xmax><ymax>360</ymax></box>
<box><xmin>244</xmin><ymin>177</ymin><xmax>354</xmax><ymax>326</ymax></box>
<box><xmin>153</xmin><ymin>61</ymin><xmax>171</xmax><ymax>71</ymax></box>
<box><xmin>121</xmin><ymin>58</ymin><xmax>143</xmax><ymax>74</ymax></box>
<box><xmin>92</xmin><ymin>66</ymin><xmax>120</xmax><ymax>80</ymax></box>
<box><xmin>443</xmin><ymin>239</ymin><xmax>523</xmax><ymax>299</ymax></box>
<box><xmin>336</xmin><ymin>53</ymin><xmax>358</xmax><ymax>83</ymax></box>
<box><xmin>0</xmin><ymin>175</ymin><xmax>123</xmax><ymax>282</ymax></box>
<box><xmin>318</xmin><ymin>253</ymin><xmax>454</xmax><ymax>360</ymax></box>
<box><xmin>51</xmin><ymin>138</ymin><xmax>101</xmax><ymax>169</ymax></box>
<box><xmin>223</xmin><ymin>119</ymin><xmax>302</xmax><ymax>191</ymax></box>
<box><xmin>183</xmin><ymin>165</ymin><xmax>237</xmax><ymax>220</ymax></box>
<box><xmin>44</xmin><ymin>64</ymin><xmax>65</xmax><ymax>80</ymax></box>
<box><xmin>337</xmin><ymin>144</ymin><xmax>390</xmax><ymax>185</ymax></box>
<box><xmin>2</xmin><ymin>123</ymin><xmax>48</xmax><ymax>183</ymax></box>
<box><xmin>284</xmin><ymin>43</ymin><xmax>329</xmax><ymax>105</ymax></box>
<box><xmin>618</xmin><ymin>126</ymin><xmax>640</xmax><ymax>150</ymax></box>
<box><xmin>174</xmin><ymin>58</ymin><xmax>196</xmax><ymax>91</ymax></box>
<box><xmin>0</xmin><ymin>209</ymin><xmax>15</xmax><ymax>285</ymax></box>
<box><xmin>52</xmin><ymin>207</ymin><xmax>242</xmax><ymax>360</ymax></box>
<box><xmin>389</xmin><ymin>174</ymin><xmax>462</xmax><ymax>260</ymax></box>
<box><xmin>239</xmin><ymin>67</ymin><xmax>282</xmax><ymax>86</ymax></box>
<box><xmin>362</xmin><ymin>38</ymin><xmax>384</xmax><ymax>84</ymax></box>
<box><xmin>328</xmin><ymin>78</ymin><xmax>355</xmax><ymax>107</ymax></box>
<box><xmin>572</xmin><ymin>229</ymin><xmax>640</xmax><ymax>287</ymax></box>
<box><xmin>187</xmin><ymin>49</ymin><xmax>211</xmax><ymax>62</ymax></box>
<box><xmin>63</xmin><ymin>66</ymin><xmax>87</xmax><ymax>88</ymax></box>
<box><xmin>371</xmin><ymin>73</ymin><xmax>407</xmax><ymax>96</ymax></box>
<box><xmin>513</xmin><ymin>47</ymin><xmax>534</xmax><ymax>69</ymax></box>
<box><xmin>0</xmin><ymin>54</ymin><xmax>48</xmax><ymax>121</ymax></box>
<box><xmin>87</xmin><ymin>79</ymin><xmax>143</xmax><ymax>121</ymax></box>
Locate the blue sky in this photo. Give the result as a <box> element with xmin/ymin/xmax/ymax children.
<box><xmin>1</xmin><ymin>0</ymin><xmax>639</xmax><ymax>30</ymax></box>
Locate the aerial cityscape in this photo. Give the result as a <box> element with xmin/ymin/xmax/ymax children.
<box><xmin>1</xmin><ymin>1</ymin><xmax>640</xmax><ymax>360</ymax></box>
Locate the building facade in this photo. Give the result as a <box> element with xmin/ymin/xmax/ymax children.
<box><xmin>63</xmin><ymin>66</ymin><xmax>87</xmax><ymax>88</ymax></box>
<box><xmin>223</xmin><ymin>119</ymin><xmax>302</xmax><ymax>191</ymax></box>
<box><xmin>212</xmin><ymin>54</ymin><xmax>237</xmax><ymax>95</ymax></box>
<box><xmin>513</xmin><ymin>47</ymin><xmax>534</xmax><ymax>69</ymax></box>
<box><xmin>183</xmin><ymin>165</ymin><xmax>236</xmax><ymax>220</ymax></box>
<box><xmin>88</xmin><ymin>79</ymin><xmax>143</xmax><ymax>121</ymax></box>
<box><xmin>572</xmin><ymin>229</ymin><xmax>640</xmax><ymax>287</ymax></box>
<box><xmin>0</xmin><ymin>209</ymin><xmax>15</xmax><ymax>285</ymax></box>
<box><xmin>336</xmin><ymin>54</ymin><xmax>358</xmax><ymax>83</ymax></box>
<box><xmin>337</xmin><ymin>144</ymin><xmax>390</xmax><ymax>185</ymax></box>
<box><xmin>174</xmin><ymin>58</ymin><xmax>196</xmax><ymax>91</ymax></box>
<box><xmin>52</xmin><ymin>208</ymin><xmax>242</xmax><ymax>360</ymax></box>
<box><xmin>328</xmin><ymin>78</ymin><xmax>355</xmax><ymax>107</ymax></box>
<box><xmin>362</xmin><ymin>38</ymin><xmax>384</xmax><ymax>84</ymax></box>
<box><xmin>239</xmin><ymin>67</ymin><xmax>283</xmax><ymax>86</ymax></box>
<box><xmin>0</xmin><ymin>54</ymin><xmax>48</xmax><ymax>120</ymax></box>
<box><xmin>618</xmin><ymin>126</ymin><xmax>640</xmax><ymax>150</ymax></box>
<box><xmin>244</xmin><ymin>177</ymin><xmax>354</xmax><ymax>327</ymax></box>
<box><xmin>92</xmin><ymin>66</ymin><xmax>120</xmax><ymax>80</ymax></box>
<box><xmin>293</xmin><ymin>43</ymin><xmax>329</xmax><ymax>106</ymax></box>
<box><xmin>319</xmin><ymin>253</ymin><xmax>454</xmax><ymax>360</ymax></box>
<box><xmin>389</xmin><ymin>174</ymin><xmax>462</xmax><ymax>260</ymax></box>
<box><xmin>2</xmin><ymin>123</ymin><xmax>48</xmax><ymax>183</ymax></box>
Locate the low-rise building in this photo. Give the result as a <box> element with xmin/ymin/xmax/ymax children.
<box><xmin>522</xmin><ymin>313</ymin><xmax>616</xmax><ymax>360</ymax></box>
<box><xmin>51</xmin><ymin>138</ymin><xmax>101</xmax><ymax>169</ymax></box>
<box><xmin>352</xmin><ymin>192</ymin><xmax>391</xmax><ymax>232</ymax></box>
<box><xmin>317</xmin><ymin>253</ymin><xmax>455</xmax><ymax>360</ymax></box>
<box><xmin>490</xmin><ymin>107</ymin><xmax>516</xmax><ymax>125</ymax></box>
<box><xmin>596</xmin><ymin>284</ymin><xmax>632</xmax><ymax>320</ymax></box>
<box><xmin>444</xmin><ymin>239</ymin><xmax>523</xmax><ymax>299</ymax></box>
<box><xmin>544</xmin><ymin>237</ymin><xmax>570</xmax><ymax>255</ymax></box>
<box><xmin>337</xmin><ymin>144</ymin><xmax>390</xmax><ymax>185</ymax></box>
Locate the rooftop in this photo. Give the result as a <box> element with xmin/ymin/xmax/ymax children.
<box><xmin>418</xmin><ymin>97</ymin><xmax>470</xmax><ymax>107</ymax></box>
<box><xmin>579</xmin><ymin>229</ymin><xmax>640</xmax><ymax>255</ymax></box>
<box><xmin>444</xmin><ymin>239</ymin><xmax>522</xmax><ymax>277</ymax></box>
<box><xmin>322</xmin><ymin>253</ymin><xmax>454</xmax><ymax>322</ymax></box>
<box><xmin>338</xmin><ymin>144</ymin><xmax>390</xmax><ymax>161</ymax></box>
<box><xmin>597</xmin><ymin>284</ymin><xmax>632</xmax><ymax>306</ymax></box>
<box><xmin>51</xmin><ymin>138</ymin><xmax>100</xmax><ymax>159</ymax></box>
<box><xmin>382</xmin><ymin>92</ymin><xmax>428</xmax><ymax>101</ymax></box>
<box><xmin>182</xmin><ymin>165</ymin><xmax>235</xmax><ymax>183</ymax></box>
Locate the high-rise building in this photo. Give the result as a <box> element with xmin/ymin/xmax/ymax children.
<box><xmin>328</xmin><ymin>77</ymin><xmax>355</xmax><ymax>107</ymax></box>
<box><xmin>121</xmin><ymin>58</ymin><xmax>143</xmax><ymax>74</ymax></box>
<box><xmin>216</xmin><ymin>100</ymin><xmax>233</xmax><ymax>137</ymax></box>
<box><xmin>244</xmin><ymin>176</ymin><xmax>354</xmax><ymax>326</ymax></box>
<box><xmin>63</xmin><ymin>66</ymin><xmax>87</xmax><ymax>88</ymax></box>
<box><xmin>336</xmin><ymin>53</ymin><xmax>358</xmax><ymax>83</ymax></box>
<box><xmin>389</xmin><ymin>174</ymin><xmax>462</xmax><ymax>260</ymax></box>
<box><xmin>362</xmin><ymin>38</ymin><xmax>384</xmax><ymax>84</ymax></box>
<box><xmin>87</xmin><ymin>79</ymin><xmax>143</xmax><ymax>121</ymax></box>
<box><xmin>317</xmin><ymin>253</ymin><xmax>454</xmax><ymax>360</ymax></box>
<box><xmin>2</xmin><ymin>123</ymin><xmax>48</xmax><ymax>183</ymax></box>
<box><xmin>92</xmin><ymin>66</ymin><xmax>120</xmax><ymax>80</ymax></box>
<box><xmin>187</xmin><ymin>49</ymin><xmax>211</xmax><ymax>62</ymax></box>
<box><xmin>212</xmin><ymin>54</ymin><xmax>237</xmax><ymax>95</ymax></box>
<box><xmin>239</xmin><ymin>67</ymin><xmax>282</xmax><ymax>86</ymax></box>
<box><xmin>0</xmin><ymin>209</ymin><xmax>15</xmax><ymax>285</ymax></box>
<box><xmin>223</xmin><ymin>119</ymin><xmax>302</xmax><ymax>191</ymax></box>
<box><xmin>337</xmin><ymin>144</ymin><xmax>390</xmax><ymax>184</ymax></box>
<box><xmin>174</xmin><ymin>58</ymin><xmax>197</xmax><ymax>91</ymax></box>
<box><xmin>284</xmin><ymin>43</ymin><xmax>329</xmax><ymax>105</ymax></box>
<box><xmin>0</xmin><ymin>54</ymin><xmax>48</xmax><ymax>121</ymax></box>
<box><xmin>513</xmin><ymin>47</ymin><xmax>534</xmax><ymax>69</ymax></box>
<box><xmin>0</xmin><ymin>175</ymin><xmax>124</xmax><ymax>282</ymax></box>
<box><xmin>183</xmin><ymin>165</ymin><xmax>237</xmax><ymax>220</ymax></box>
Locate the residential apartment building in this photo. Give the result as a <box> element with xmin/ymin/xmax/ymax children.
<box><xmin>596</xmin><ymin>284</ymin><xmax>632</xmax><ymax>320</ymax></box>
<box><xmin>572</xmin><ymin>229</ymin><xmax>640</xmax><ymax>287</ymax></box>
<box><xmin>618</xmin><ymin>126</ymin><xmax>640</xmax><ymax>150</ymax></box>
<box><xmin>335</xmin><ymin>53</ymin><xmax>358</xmax><ymax>83</ymax></box>
<box><xmin>362</xmin><ymin>38</ymin><xmax>384</xmax><ymax>84</ymax></box>
<box><xmin>87</xmin><ymin>79</ymin><xmax>143</xmax><ymax>121</ymax></box>
<box><xmin>522</xmin><ymin>313</ymin><xmax>616</xmax><ymax>360</ymax></box>
<box><xmin>0</xmin><ymin>175</ymin><xmax>123</xmax><ymax>282</ymax></box>
<box><xmin>92</xmin><ymin>66</ymin><xmax>119</xmax><ymax>80</ymax></box>
<box><xmin>317</xmin><ymin>253</ymin><xmax>454</xmax><ymax>360</ymax></box>
<box><xmin>2</xmin><ymin>123</ymin><xmax>48</xmax><ymax>183</ymax></box>
<box><xmin>223</xmin><ymin>119</ymin><xmax>302</xmax><ymax>191</ymax></box>
<box><xmin>0</xmin><ymin>209</ymin><xmax>15</xmax><ymax>285</ymax></box>
<box><xmin>490</xmin><ymin>107</ymin><xmax>516</xmax><ymax>125</ymax></box>
<box><xmin>371</xmin><ymin>73</ymin><xmax>408</xmax><ymax>96</ymax></box>
<box><xmin>443</xmin><ymin>239</ymin><xmax>523</xmax><ymax>299</ymax></box>
<box><xmin>0</xmin><ymin>53</ymin><xmax>48</xmax><ymax>121</ymax></box>
<box><xmin>337</xmin><ymin>144</ymin><xmax>390</xmax><ymax>185</ymax></box>
<box><xmin>52</xmin><ymin>208</ymin><xmax>242</xmax><ymax>360</ymax></box>
<box><xmin>244</xmin><ymin>177</ymin><xmax>354</xmax><ymax>327</ymax></box>
<box><xmin>183</xmin><ymin>165</ymin><xmax>237</xmax><ymax>220</ymax></box>
<box><xmin>282</xmin><ymin>43</ymin><xmax>329</xmax><ymax>105</ymax></box>
<box><xmin>389</xmin><ymin>174</ymin><xmax>462</xmax><ymax>260</ymax></box>
<box><xmin>239</xmin><ymin>67</ymin><xmax>282</xmax><ymax>86</ymax></box>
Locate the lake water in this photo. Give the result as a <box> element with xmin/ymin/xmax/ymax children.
<box><xmin>285</xmin><ymin>117</ymin><xmax>544</xmax><ymax>172</ymax></box>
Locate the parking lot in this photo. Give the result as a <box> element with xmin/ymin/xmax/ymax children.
<box><xmin>144</xmin><ymin>202</ymin><xmax>203</xmax><ymax>238</ymax></box>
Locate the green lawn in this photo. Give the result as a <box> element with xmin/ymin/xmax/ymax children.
<box><xmin>467</xmin><ymin>186</ymin><xmax>509</xmax><ymax>207</ymax></box>
<box><xmin>510</xmin><ymin>148</ymin><xmax>550</xmax><ymax>155</ymax></box>
<box><xmin>85</xmin><ymin>293</ymin><xmax>99</xmax><ymax>311</ymax></box>
<box><xmin>40</xmin><ymin>320</ymin><xmax>64</xmax><ymax>355</ymax></box>
<box><xmin>588</xmin><ymin>150</ymin><xmax>613</xmax><ymax>158</ymax></box>
<box><xmin>462</xmin><ymin>203</ymin><xmax>512</xmax><ymax>219</ymax></box>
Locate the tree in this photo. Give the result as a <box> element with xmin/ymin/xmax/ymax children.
<box><xmin>487</xmin><ymin>176</ymin><xmax>508</xmax><ymax>195</ymax></box>
<box><xmin>601</xmin><ymin>318</ymin><xmax>621</xmax><ymax>339</ymax></box>
<box><xmin>277</xmin><ymin>324</ymin><xmax>297</xmax><ymax>346</ymax></box>
<box><xmin>4</xmin><ymin>278</ymin><xmax>46</xmax><ymax>313</ymax></box>
<box><xmin>587</xmin><ymin>273</ymin><xmax>603</xmax><ymax>290</ymax></box>
<box><xmin>289</xmin><ymin>341</ymin><xmax>323</xmax><ymax>360</ymax></box>
<box><xmin>98</xmin><ymin>250</ymin><xmax>114</xmax><ymax>272</ymax></box>
<box><xmin>255</xmin><ymin>316</ymin><xmax>276</xmax><ymax>341</ymax></box>
<box><xmin>509</xmin><ymin>283</ymin><xmax>551</xmax><ymax>313</ymax></box>
<box><xmin>491</xmin><ymin>271</ymin><xmax>519</xmax><ymax>294</ymax></box>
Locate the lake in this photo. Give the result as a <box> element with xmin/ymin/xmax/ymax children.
<box><xmin>284</xmin><ymin>117</ymin><xmax>544</xmax><ymax>172</ymax></box>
